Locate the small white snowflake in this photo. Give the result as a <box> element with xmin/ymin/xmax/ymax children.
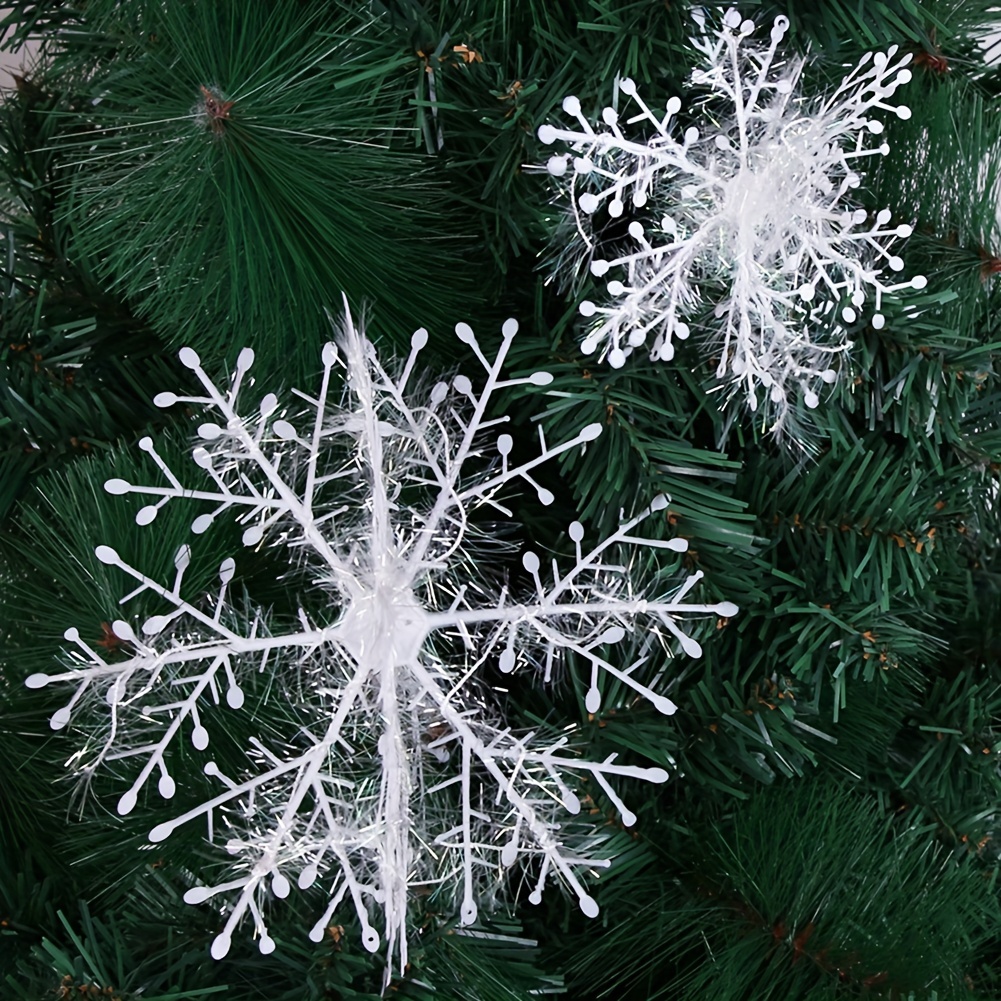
<box><xmin>28</xmin><ymin>302</ymin><xmax>736</xmax><ymax>978</ymax></box>
<box><xmin>538</xmin><ymin>8</ymin><xmax>927</xmax><ymax>429</ymax></box>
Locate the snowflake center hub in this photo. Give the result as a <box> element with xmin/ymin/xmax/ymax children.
<box><xmin>340</xmin><ymin>572</ymin><xmax>428</xmax><ymax>667</ymax></box>
<box><xmin>724</xmin><ymin>165</ymin><xmax>786</xmax><ymax>235</ymax></box>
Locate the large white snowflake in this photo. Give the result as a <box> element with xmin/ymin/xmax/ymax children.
<box><xmin>538</xmin><ymin>9</ymin><xmax>926</xmax><ymax>430</ymax></box>
<box><xmin>27</xmin><ymin>304</ymin><xmax>736</xmax><ymax>978</ymax></box>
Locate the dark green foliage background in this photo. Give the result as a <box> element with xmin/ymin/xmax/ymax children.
<box><xmin>2</xmin><ymin>0</ymin><xmax>1001</xmax><ymax>998</ymax></box>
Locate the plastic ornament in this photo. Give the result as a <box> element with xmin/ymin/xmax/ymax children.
<box><xmin>539</xmin><ymin>8</ymin><xmax>926</xmax><ymax>432</ymax></box>
<box><xmin>29</xmin><ymin>301</ymin><xmax>737</xmax><ymax>980</ymax></box>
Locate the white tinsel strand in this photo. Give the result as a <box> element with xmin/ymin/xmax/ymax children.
<box><xmin>538</xmin><ymin>8</ymin><xmax>927</xmax><ymax>433</ymax></box>
<box><xmin>27</xmin><ymin>301</ymin><xmax>737</xmax><ymax>980</ymax></box>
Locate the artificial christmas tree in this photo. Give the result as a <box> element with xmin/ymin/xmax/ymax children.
<box><xmin>2</xmin><ymin>2</ymin><xmax>1001</xmax><ymax>999</ymax></box>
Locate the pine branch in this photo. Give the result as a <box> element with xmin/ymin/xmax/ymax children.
<box><xmin>0</xmin><ymin>68</ymin><xmax>183</xmax><ymax>525</ymax></box>
<box><xmin>562</xmin><ymin>780</ymin><xmax>1001</xmax><ymax>1000</ymax></box>
<box><xmin>30</xmin><ymin>0</ymin><xmax>483</xmax><ymax>378</ymax></box>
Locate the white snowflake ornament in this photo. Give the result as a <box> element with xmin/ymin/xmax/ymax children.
<box><xmin>28</xmin><ymin>302</ymin><xmax>737</xmax><ymax>979</ymax></box>
<box><xmin>538</xmin><ymin>9</ymin><xmax>927</xmax><ymax>430</ymax></box>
